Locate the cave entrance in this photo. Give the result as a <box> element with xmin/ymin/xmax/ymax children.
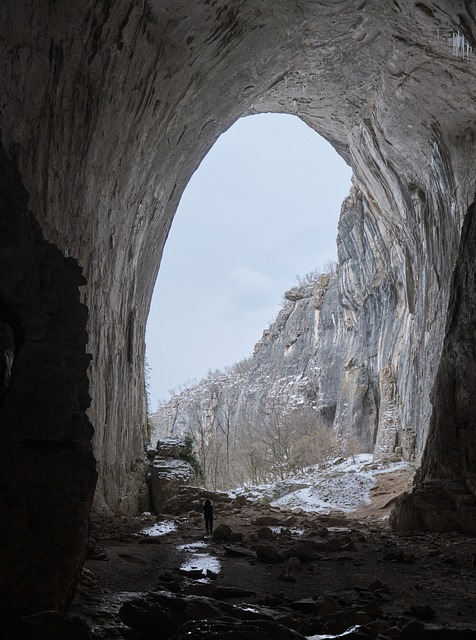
<box><xmin>146</xmin><ymin>112</ymin><xmax>351</xmax><ymax>406</ymax></box>
<box><xmin>145</xmin><ymin>112</ymin><xmax>355</xmax><ymax>494</ymax></box>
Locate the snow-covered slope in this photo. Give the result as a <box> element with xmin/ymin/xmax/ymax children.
<box><xmin>229</xmin><ymin>454</ymin><xmax>413</xmax><ymax>515</ymax></box>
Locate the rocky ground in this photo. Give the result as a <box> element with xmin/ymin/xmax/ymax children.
<box><xmin>68</xmin><ymin>468</ymin><xmax>476</xmax><ymax>639</ymax></box>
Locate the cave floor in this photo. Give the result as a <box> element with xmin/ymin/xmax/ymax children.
<box><xmin>70</xmin><ymin>469</ymin><xmax>476</xmax><ymax>638</ymax></box>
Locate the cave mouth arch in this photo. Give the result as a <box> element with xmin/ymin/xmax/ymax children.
<box><xmin>146</xmin><ymin>112</ymin><xmax>352</xmax><ymax>406</ymax></box>
<box><xmin>1</xmin><ymin>0</ymin><xmax>476</xmax><ymax>623</ymax></box>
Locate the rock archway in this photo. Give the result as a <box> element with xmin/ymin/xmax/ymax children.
<box><xmin>0</xmin><ymin>0</ymin><xmax>475</xmax><ymax>620</ymax></box>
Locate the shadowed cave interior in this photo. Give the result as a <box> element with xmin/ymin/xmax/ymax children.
<box><xmin>1</xmin><ymin>1</ymin><xmax>476</xmax><ymax>638</ymax></box>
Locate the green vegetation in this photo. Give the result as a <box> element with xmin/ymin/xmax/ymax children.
<box><xmin>183</xmin><ymin>434</ymin><xmax>205</xmax><ymax>483</ymax></box>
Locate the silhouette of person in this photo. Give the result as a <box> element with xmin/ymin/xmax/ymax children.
<box><xmin>203</xmin><ymin>499</ymin><xmax>214</xmax><ymax>535</ymax></box>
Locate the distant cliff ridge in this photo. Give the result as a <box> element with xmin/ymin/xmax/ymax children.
<box><xmin>153</xmin><ymin>182</ymin><xmax>439</xmax><ymax>488</ymax></box>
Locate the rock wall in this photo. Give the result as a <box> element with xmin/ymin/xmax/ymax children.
<box><xmin>152</xmin><ymin>179</ymin><xmax>454</xmax><ymax>468</ymax></box>
<box><xmin>0</xmin><ymin>142</ymin><xmax>96</xmax><ymax>619</ymax></box>
<box><xmin>391</xmin><ymin>196</ymin><xmax>476</xmax><ymax>534</ymax></box>
<box><xmin>147</xmin><ymin>438</ymin><xmax>196</xmax><ymax>513</ymax></box>
<box><xmin>1</xmin><ymin>0</ymin><xmax>476</xmax><ymax>619</ymax></box>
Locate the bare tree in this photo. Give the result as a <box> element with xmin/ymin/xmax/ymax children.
<box><xmin>189</xmin><ymin>397</ymin><xmax>216</xmax><ymax>482</ymax></box>
<box><xmin>293</xmin><ymin>407</ymin><xmax>341</xmax><ymax>467</ymax></box>
<box><xmin>235</xmin><ymin>417</ymin><xmax>269</xmax><ymax>485</ymax></box>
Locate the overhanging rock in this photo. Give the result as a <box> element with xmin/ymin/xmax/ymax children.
<box><xmin>1</xmin><ymin>0</ymin><xmax>476</xmax><ymax>620</ymax></box>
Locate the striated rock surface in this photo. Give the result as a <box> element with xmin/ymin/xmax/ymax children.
<box><xmin>147</xmin><ymin>437</ymin><xmax>196</xmax><ymax>513</ymax></box>
<box><xmin>149</xmin><ymin>458</ymin><xmax>195</xmax><ymax>513</ymax></box>
<box><xmin>1</xmin><ymin>0</ymin><xmax>476</xmax><ymax>621</ymax></box>
<box><xmin>391</xmin><ymin>199</ymin><xmax>476</xmax><ymax>535</ymax></box>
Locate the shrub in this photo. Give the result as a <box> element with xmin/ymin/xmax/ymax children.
<box><xmin>183</xmin><ymin>434</ymin><xmax>204</xmax><ymax>482</ymax></box>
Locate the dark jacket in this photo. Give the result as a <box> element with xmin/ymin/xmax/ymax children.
<box><xmin>203</xmin><ymin>500</ymin><xmax>213</xmax><ymax>519</ymax></box>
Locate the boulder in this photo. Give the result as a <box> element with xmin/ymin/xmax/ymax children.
<box><xmin>149</xmin><ymin>459</ymin><xmax>195</xmax><ymax>513</ymax></box>
<box><xmin>163</xmin><ymin>486</ymin><xmax>231</xmax><ymax>515</ymax></box>
<box><xmin>119</xmin><ymin>592</ymin><xmax>224</xmax><ymax>639</ymax></box>
<box><xmin>404</xmin><ymin>604</ymin><xmax>436</xmax><ymax>621</ymax></box>
<box><xmin>279</xmin><ymin>556</ymin><xmax>302</xmax><ymax>583</ymax></box>
<box><xmin>213</xmin><ymin>524</ymin><xmax>233</xmax><ymax>542</ymax></box>
<box><xmin>289</xmin><ymin>598</ymin><xmax>315</xmax><ymax>614</ymax></box>
<box><xmin>170</xmin><ymin>619</ymin><xmax>307</xmax><ymax>640</ymax></box>
<box><xmin>314</xmin><ymin>596</ymin><xmax>343</xmax><ymax>616</ymax></box>
<box><xmin>255</xmin><ymin>545</ymin><xmax>283</xmax><ymax>563</ymax></box>
<box><xmin>229</xmin><ymin>531</ymin><xmax>244</xmax><ymax>543</ymax></box>
<box><xmin>257</xmin><ymin>527</ymin><xmax>274</xmax><ymax>540</ymax></box>
<box><xmin>283</xmin><ymin>541</ymin><xmax>316</xmax><ymax>563</ymax></box>
<box><xmin>156</xmin><ymin>437</ymin><xmax>190</xmax><ymax>459</ymax></box>
<box><xmin>309</xmin><ymin>536</ymin><xmax>354</xmax><ymax>553</ymax></box>
<box><xmin>4</xmin><ymin>612</ymin><xmax>92</xmax><ymax>640</ymax></box>
<box><xmin>119</xmin><ymin>591</ymin><xmax>311</xmax><ymax>640</ymax></box>
<box><xmin>254</xmin><ymin>516</ymin><xmax>282</xmax><ymax>526</ymax></box>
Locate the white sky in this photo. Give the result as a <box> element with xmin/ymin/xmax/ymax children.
<box><xmin>146</xmin><ymin>113</ymin><xmax>352</xmax><ymax>406</ymax></box>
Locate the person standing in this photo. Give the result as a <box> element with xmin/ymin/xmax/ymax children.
<box><xmin>203</xmin><ymin>499</ymin><xmax>214</xmax><ymax>535</ymax></box>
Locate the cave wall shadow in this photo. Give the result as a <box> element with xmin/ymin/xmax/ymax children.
<box><xmin>0</xmin><ymin>141</ymin><xmax>96</xmax><ymax>621</ymax></box>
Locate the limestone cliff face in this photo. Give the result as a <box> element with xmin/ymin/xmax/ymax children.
<box><xmin>1</xmin><ymin>0</ymin><xmax>476</xmax><ymax>619</ymax></box>
<box><xmin>154</xmin><ymin>182</ymin><xmax>442</xmax><ymax>467</ymax></box>
<box><xmin>152</xmin><ymin>276</ymin><xmax>337</xmax><ymax>485</ymax></box>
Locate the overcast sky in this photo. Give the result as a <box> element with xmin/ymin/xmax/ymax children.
<box><xmin>146</xmin><ymin>113</ymin><xmax>352</xmax><ymax>406</ymax></box>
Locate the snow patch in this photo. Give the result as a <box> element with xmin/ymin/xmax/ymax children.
<box><xmin>177</xmin><ymin>541</ymin><xmax>208</xmax><ymax>552</ymax></box>
<box><xmin>230</xmin><ymin>454</ymin><xmax>413</xmax><ymax>515</ymax></box>
<box><xmin>141</xmin><ymin>520</ymin><xmax>177</xmax><ymax>536</ymax></box>
<box><xmin>270</xmin><ymin>526</ymin><xmax>304</xmax><ymax>536</ymax></box>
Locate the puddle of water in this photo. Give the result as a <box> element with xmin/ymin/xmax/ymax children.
<box><xmin>177</xmin><ymin>541</ymin><xmax>208</xmax><ymax>552</ymax></box>
<box><xmin>180</xmin><ymin>553</ymin><xmax>221</xmax><ymax>577</ymax></box>
<box><xmin>176</xmin><ymin>539</ymin><xmax>221</xmax><ymax>580</ymax></box>
<box><xmin>140</xmin><ymin>520</ymin><xmax>177</xmax><ymax>536</ymax></box>
<box><xmin>270</xmin><ymin>526</ymin><xmax>304</xmax><ymax>536</ymax></box>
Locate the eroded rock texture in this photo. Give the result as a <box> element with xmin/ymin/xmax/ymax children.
<box><xmin>391</xmin><ymin>198</ymin><xmax>476</xmax><ymax>534</ymax></box>
<box><xmin>148</xmin><ymin>438</ymin><xmax>195</xmax><ymax>512</ymax></box>
<box><xmin>1</xmin><ymin>0</ymin><xmax>476</xmax><ymax>621</ymax></box>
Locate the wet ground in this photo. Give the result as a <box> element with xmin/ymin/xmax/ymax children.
<box><xmin>69</xmin><ymin>469</ymin><xmax>476</xmax><ymax>638</ymax></box>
